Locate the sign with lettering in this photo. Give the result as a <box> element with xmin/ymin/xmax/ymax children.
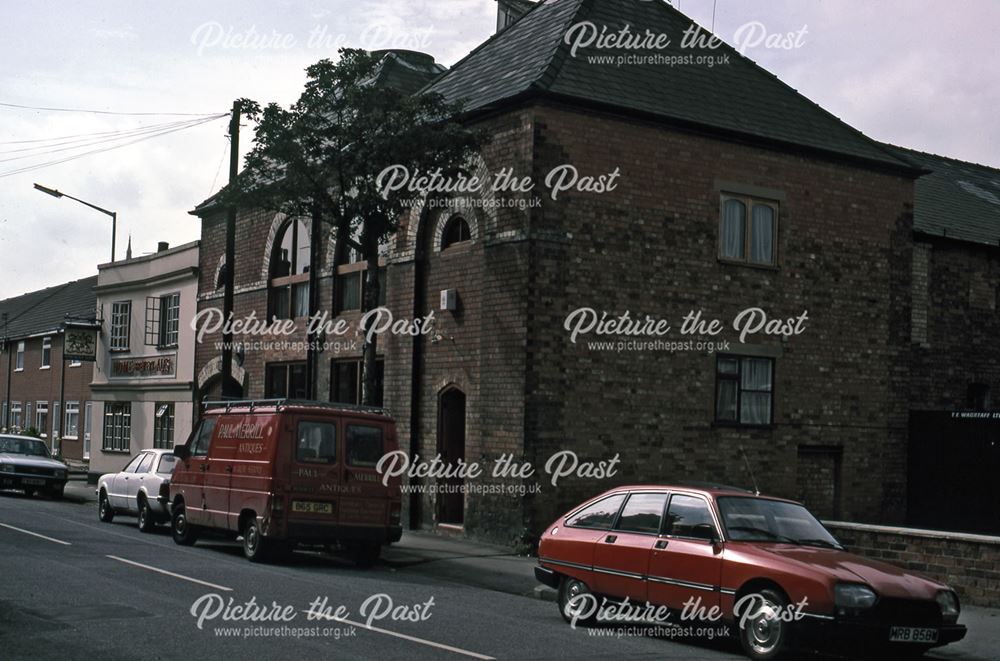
<box><xmin>111</xmin><ymin>354</ymin><xmax>176</xmax><ymax>378</ymax></box>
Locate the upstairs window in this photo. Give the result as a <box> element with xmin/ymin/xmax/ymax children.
<box><xmin>441</xmin><ymin>216</ymin><xmax>471</xmax><ymax>250</ymax></box>
<box><xmin>720</xmin><ymin>195</ymin><xmax>777</xmax><ymax>266</ymax></box>
<box><xmin>110</xmin><ymin>301</ymin><xmax>131</xmax><ymax>352</ymax></box>
<box><xmin>270</xmin><ymin>219</ymin><xmax>311</xmax><ymax>320</ymax></box>
<box><xmin>41</xmin><ymin>337</ymin><xmax>52</xmax><ymax>368</ymax></box>
<box><xmin>15</xmin><ymin>341</ymin><xmax>24</xmax><ymax>370</ymax></box>
<box><xmin>145</xmin><ymin>293</ymin><xmax>180</xmax><ymax>348</ymax></box>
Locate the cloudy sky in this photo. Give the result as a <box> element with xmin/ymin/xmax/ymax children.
<box><xmin>1</xmin><ymin>0</ymin><xmax>997</xmax><ymax>300</ymax></box>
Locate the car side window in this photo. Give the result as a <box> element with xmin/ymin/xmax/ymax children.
<box><xmin>297</xmin><ymin>421</ymin><xmax>337</xmax><ymax>464</ymax></box>
<box><xmin>615</xmin><ymin>493</ymin><xmax>668</xmax><ymax>534</ymax></box>
<box><xmin>135</xmin><ymin>453</ymin><xmax>155</xmax><ymax>474</ymax></box>
<box><xmin>566</xmin><ymin>494</ymin><xmax>626</xmax><ymax>530</ymax></box>
<box><xmin>664</xmin><ymin>494</ymin><xmax>717</xmax><ymax>540</ymax></box>
<box><xmin>191</xmin><ymin>418</ymin><xmax>217</xmax><ymax>457</ymax></box>
<box><xmin>121</xmin><ymin>453</ymin><xmax>144</xmax><ymax>472</ymax></box>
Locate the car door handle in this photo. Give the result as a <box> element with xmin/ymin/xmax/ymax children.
<box><xmin>224</xmin><ymin>465</ymin><xmax>233</xmax><ymax>473</ymax></box>
<box><xmin>655</xmin><ymin>539</ymin><xmax>669</xmax><ymax>549</ymax></box>
<box><xmin>605</xmin><ymin>535</ymin><xmax>617</xmax><ymax>544</ymax></box>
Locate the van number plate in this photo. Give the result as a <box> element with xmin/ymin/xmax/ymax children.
<box><xmin>889</xmin><ymin>627</ymin><xmax>938</xmax><ymax>643</ymax></box>
<box><xmin>292</xmin><ymin>501</ymin><xmax>333</xmax><ymax>514</ymax></box>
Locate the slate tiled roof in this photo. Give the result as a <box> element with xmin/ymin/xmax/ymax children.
<box><xmin>0</xmin><ymin>276</ymin><xmax>98</xmax><ymax>340</ymax></box>
<box><xmin>426</xmin><ymin>0</ymin><xmax>913</xmax><ymax>171</ymax></box>
<box><xmin>883</xmin><ymin>146</ymin><xmax>1000</xmax><ymax>247</ymax></box>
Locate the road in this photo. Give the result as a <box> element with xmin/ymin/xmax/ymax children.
<box><xmin>0</xmin><ymin>490</ymin><xmax>992</xmax><ymax>661</ymax></box>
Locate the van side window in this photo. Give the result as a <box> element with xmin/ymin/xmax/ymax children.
<box><xmin>297</xmin><ymin>421</ymin><xmax>337</xmax><ymax>464</ymax></box>
<box><xmin>191</xmin><ymin>418</ymin><xmax>217</xmax><ymax>456</ymax></box>
<box><xmin>346</xmin><ymin>425</ymin><xmax>383</xmax><ymax>467</ymax></box>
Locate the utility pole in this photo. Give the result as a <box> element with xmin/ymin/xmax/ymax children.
<box><xmin>221</xmin><ymin>100</ymin><xmax>242</xmax><ymax>399</ymax></box>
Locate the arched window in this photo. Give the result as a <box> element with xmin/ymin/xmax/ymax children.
<box><xmin>215</xmin><ymin>262</ymin><xmax>226</xmax><ymax>290</ymax></box>
<box><xmin>270</xmin><ymin>219</ymin><xmax>311</xmax><ymax>319</ymax></box>
<box><xmin>441</xmin><ymin>216</ymin><xmax>471</xmax><ymax>250</ymax></box>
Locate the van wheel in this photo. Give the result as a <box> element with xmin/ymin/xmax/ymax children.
<box><xmin>241</xmin><ymin>517</ymin><xmax>273</xmax><ymax>562</ymax></box>
<box><xmin>347</xmin><ymin>542</ymin><xmax>381</xmax><ymax>568</ymax></box>
<box><xmin>171</xmin><ymin>502</ymin><xmax>199</xmax><ymax>546</ymax></box>
<box><xmin>558</xmin><ymin>577</ymin><xmax>598</xmax><ymax>626</ymax></box>
<box><xmin>99</xmin><ymin>492</ymin><xmax>115</xmax><ymax>522</ymax></box>
<box><xmin>48</xmin><ymin>484</ymin><xmax>65</xmax><ymax>500</ymax></box>
<box><xmin>738</xmin><ymin>588</ymin><xmax>789</xmax><ymax>660</ymax></box>
<box><xmin>137</xmin><ymin>496</ymin><xmax>155</xmax><ymax>533</ymax></box>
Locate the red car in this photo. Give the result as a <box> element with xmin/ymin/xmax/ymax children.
<box><xmin>535</xmin><ymin>484</ymin><xmax>966</xmax><ymax>659</ymax></box>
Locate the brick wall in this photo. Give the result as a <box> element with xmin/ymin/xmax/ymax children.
<box><xmin>826</xmin><ymin>521</ymin><xmax>1000</xmax><ymax>608</ymax></box>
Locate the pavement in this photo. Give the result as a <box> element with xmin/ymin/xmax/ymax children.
<box><xmin>6</xmin><ymin>485</ymin><xmax>999</xmax><ymax>661</ymax></box>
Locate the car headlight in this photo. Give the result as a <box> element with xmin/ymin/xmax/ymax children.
<box><xmin>0</xmin><ymin>464</ymin><xmax>13</xmax><ymax>473</ymax></box>
<box><xmin>936</xmin><ymin>590</ymin><xmax>960</xmax><ymax>620</ymax></box>
<box><xmin>835</xmin><ymin>583</ymin><xmax>878</xmax><ymax>609</ymax></box>
<box><xmin>55</xmin><ymin>469</ymin><xmax>67</xmax><ymax>479</ymax></box>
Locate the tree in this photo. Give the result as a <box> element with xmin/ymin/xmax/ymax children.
<box><xmin>231</xmin><ymin>49</ymin><xmax>484</xmax><ymax>405</ymax></box>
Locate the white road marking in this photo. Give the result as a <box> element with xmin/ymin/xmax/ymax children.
<box><xmin>308</xmin><ymin>611</ymin><xmax>495</xmax><ymax>660</ymax></box>
<box><xmin>107</xmin><ymin>555</ymin><xmax>232</xmax><ymax>592</ymax></box>
<box><xmin>0</xmin><ymin>522</ymin><xmax>72</xmax><ymax>545</ymax></box>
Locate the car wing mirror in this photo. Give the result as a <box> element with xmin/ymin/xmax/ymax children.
<box><xmin>693</xmin><ymin>523</ymin><xmax>720</xmax><ymax>543</ymax></box>
<box><xmin>173</xmin><ymin>444</ymin><xmax>191</xmax><ymax>461</ymax></box>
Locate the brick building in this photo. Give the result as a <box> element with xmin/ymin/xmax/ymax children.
<box><xmin>190</xmin><ymin>0</ymin><xmax>997</xmax><ymax>545</ymax></box>
<box><xmin>0</xmin><ymin>277</ymin><xmax>99</xmax><ymax>460</ymax></box>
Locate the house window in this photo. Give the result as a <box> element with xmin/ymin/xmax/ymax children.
<box><xmin>64</xmin><ymin>402</ymin><xmax>80</xmax><ymax>439</ymax></box>
<box><xmin>35</xmin><ymin>402</ymin><xmax>49</xmax><ymax>436</ymax></box>
<box><xmin>41</xmin><ymin>337</ymin><xmax>52</xmax><ymax>368</ymax></box>
<box><xmin>1</xmin><ymin>401</ymin><xmax>6</xmax><ymax>429</ymax></box>
<box><xmin>716</xmin><ymin>355</ymin><xmax>774</xmax><ymax>425</ymax></box>
<box><xmin>720</xmin><ymin>195</ymin><xmax>778</xmax><ymax>266</ymax></box>
<box><xmin>967</xmin><ymin>383</ymin><xmax>991</xmax><ymax>411</ymax></box>
<box><xmin>269</xmin><ymin>219</ymin><xmax>311</xmax><ymax>320</ymax></box>
<box><xmin>110</xmin><ymin>301</ymin><xmax>131</xmax><ymax>351</ymax></box>
<box><xmin>102</xmin><ymin>402</ymin><xmax>132</xmax><ymax>452</ymax></box>
<box><xmin>153</xmin><ymin>403</ymin><xmax>175</xmax><ymax>449</ymax></box>
<box><xmin>441</xmin><ymin>215</ymin><xmax>471</xmax><ymax>249</ymax></box>
<box><xmin>145</xmin><ymin>293</ymin><xmax>180</xmax><ymax>347</ymax></box>
<box><xmin>53</xmin><ymin>402</ymin><xmax>60</xmax><ymax>436</ymax></box>
<box><xmin>264</xmin><ymin>362</ymin><xmax>308</xmax><ymax>399</ymax></box>
<box><xmin>11</xmin><ymin>402</ymin><xmax>22</xmax><ymax>430</ymax></box>
<box><xmin>15</xmin><ymin>341</ymin><xmax>24</xmax><ymax>370</ymax></box>
<box><xmin>331</xmin><ymin>358</ymin><xmax>384</xmax><ymax>406</ymax></box>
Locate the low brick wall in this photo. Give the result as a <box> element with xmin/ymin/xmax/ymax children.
<box><xmin>825</xmin><ymin>521</ymin><xmax>1000</xmax><ymax>608</ymax></box>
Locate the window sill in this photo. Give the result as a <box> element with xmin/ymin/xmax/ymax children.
<box><xmin>62</xmin><ymin>436</ymin><xmax>79</xmax><ymax>441</ymax></box>
<box><xmin>69</xmin><ymin>363</ymin><xmax>82</xmax><ymax>368</ymax></box>
<box><xmin>717</xmin><ymin>257</ymin><xmax>779</xmax><ymax>271</ymax></box>
<box><xmin>14</xmin><ymin>368</ymin><xmax>23</xmax><ymax>373</ymax></box>
<box><xmin>39</xmin><ymin>366</ymin><xmax>51</xmax><ymax>370</ymax></box>
<box><xmin>101</xmin><ymin>449</ymin><xmax>131</xmax><ymax>454</ymax></box>
<box><xmin>109</xmin><ymin>349</ymin><xmax>131</xmax><ymax>354</ymax></box>
<box><xmin>712</xmin><ymin>421</ymin><xmax>775</xmax><ymax>430</ymax></box>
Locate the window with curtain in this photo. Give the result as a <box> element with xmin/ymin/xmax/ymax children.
<box><xmin>719</xmin><ymin>194</ymin><xmax>778</xmax><ymax>266</ymax></box>
<box><xmin>269</xmin><ymin>219</ymin><xmax>311</xmax><ymax>320</ymax></box>
<box><xmin>716</xmin><ymin>355</ymin><xmax>774</xmax><ymax>425</ymax></box>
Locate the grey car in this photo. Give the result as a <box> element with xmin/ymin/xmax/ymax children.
<box><xmin>97</xmin><ymin>449</ymin><xmax>177</xmax><ymax>532</ymax></box>
<box><xmin>0</xmin><ymin>434</ymin><xmax>69</xmax><ymax>498</ymax></box>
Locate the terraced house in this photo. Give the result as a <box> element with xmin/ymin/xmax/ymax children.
<box><xmin>191</xmin><ymin>0</ymin><xmax>998</xmax><ymax>546</ymax></box>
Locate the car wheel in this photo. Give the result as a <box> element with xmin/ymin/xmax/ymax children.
<box><xmin>558</xmin><ymin>577</ymin><xmax>597</xmax><ymax>626</ymax></box>
<box><xmin>171</xmin><ymin>502</ymin><xmax>199</xmax><ymax>546</ymax></box>
<box><xmin>23</xmin><ymin>488</ymin><xmax>36</xmax><ymax>497</ymax></box>
<box><xmin>738</xmin><ymin>588</ymin><xmax>789</xmax><ymax>660</ymax></box>
<box><xmin>242</xmin><ymin>517</ymin><xmax>277</xmax><ymax>563</ymax></box>
<box><xmin>99</xmin><ymin>491</ymin><xmax>115</xmax><ymax>522</ymax></box>
<box><xmin>347</xmin><ymin>542</ymin><xmax>381</xmax><ymax>568</ymax></box>
<box><xmin>137</xmin><ymin>496</ymin><xmax>155</xmax><ymax>533</ymax></box>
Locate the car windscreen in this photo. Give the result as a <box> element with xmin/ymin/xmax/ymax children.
<box><xmin>717</xmin><ymin>497</ymin><xmax>841</xmax><ymax>547</ymax></box>
<box><xmin>156</xmin><ymin>454</ymin><xmax>177</xmax><ymax>475</ymax></box>
<box><xmin>0</xmin><ymin>437</ymin><xmax>49</xmax><ymax>457</ymax></box>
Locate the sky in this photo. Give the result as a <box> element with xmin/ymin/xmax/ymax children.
<box><xmin>1</xmin><ymin>0</ymin><xmax>997</xmax><ymax>300</ymax></box>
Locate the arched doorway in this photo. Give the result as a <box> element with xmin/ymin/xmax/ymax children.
<box><xmin>437</xmin><ymin>387</ymin><xmax>466</xmax><ymax>526</ymax></box>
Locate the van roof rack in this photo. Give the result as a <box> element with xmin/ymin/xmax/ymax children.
<box><xmin>201</xmin><ymin>398</ymin><xmax>391</xmax><ymax>417</ymax></box>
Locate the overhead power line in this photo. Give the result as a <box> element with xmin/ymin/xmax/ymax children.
<box><xmin>0</xmin><ymin>101</ymin><xmax>226</xmax><ymax>116</ymax></box>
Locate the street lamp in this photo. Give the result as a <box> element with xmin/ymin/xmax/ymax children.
<box><xmin>33</xmin><ymin>183</ymin><xmax>118</xmax><ymax>262</ymax></box>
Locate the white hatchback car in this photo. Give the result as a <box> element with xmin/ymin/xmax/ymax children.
<box><xmin>97</xmin><ymin>449</ymin><xmax>177</xmax><ymax>532</ymax></box>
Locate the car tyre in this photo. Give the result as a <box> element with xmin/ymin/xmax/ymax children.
<box><xmin>99</xmin><ymin>491</ymin><xmax>115</xmax><ymax>522</ymax></box>
<box><xmin>171</xmin><ymin>502</ymin><xmax>199</xmax><ymax>546</ymax></box>
<box><xmin>137</xmin><ymin>496</ymin><xmax>155</xmax><ymax>533</ymax></box>
<box><xmin>23</xmin><ymin>488</ymin><xmax>36</xmax><ymax>497</ymax></box>
<box><xmin>558</xmin><ymin>577</ymin><xmax>598</xmax><ymax>626</ymax></box>
<box><xmin>242</xmin><ymin>517</ymin><xmax>278</xmax><ymax>563</ymax></box>
<box><xmin>738</xmin><ymin>588</ymin><xmax>789</xmax><ymax>661</ymax></box>
<box><xmin>48</xmin><ymin>484</ymin><xmax>65</xmax><ymax>500</ymax></box>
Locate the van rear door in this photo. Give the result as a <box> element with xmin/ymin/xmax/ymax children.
<box><xmin>341</xmin><ymin>419</ymin><xmax>399</xmax><ymax>531</ymax></box>
<box><xmin>287</xmin><ymin>417</ymin><xmax>341</xmax><ymax>525</ymax></box>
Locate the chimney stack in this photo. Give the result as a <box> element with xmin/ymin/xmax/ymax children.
<box><xmin>157</xmin><ymin>241</ymin><xmax>170</xmax><ymax>252</ymax></box>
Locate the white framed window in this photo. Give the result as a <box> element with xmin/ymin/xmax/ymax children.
<box><xmin>102</xmin><ymin>402</ymin><xmax>131</xmax><ymax>452</ymax></box>
<box><xmin>69</xmin><ymin>358</ymin><xmax>82</xmax><ymax>367</ymax></box>
<box><xmin>65</xmin><ymin>401</ymin><xmax>80</xmax><ymax>439</ymax></box>
<box><xmin>15</xmin><ymin>341</ymin><xmax>24</xmax><ymax>370</ymax></box>
<box><xmin>11</xmin><ymin>401</ymin><xmax>22</xmax><ymax>430</ymax></box>
<box><xmin>110</xmin><ymin>301</ymin><xmax>131</xmax><ymax>352</ymax></box>
<box><xmin>53</xmin><ymin>402</ymin><xmax>60</xmax><ymax>436</ymax></box>
<box><xmin>153</xmin><ymin>403</ymin><xmax>175</xmax><ymax>449</ymax></box>
<box><xmin>35</xmin><ymin>402</ymin><xmax>49</xmax><ymax>437</ymax></box>
<box><xmin>145</xmin><ymin>293</ymin><xmax>181</xmax><ymax>347</ymax></box>
<box><xmin>41</xmin><ymin>337</ymin><xmax>52</xmax><ymax>368</ymax></box>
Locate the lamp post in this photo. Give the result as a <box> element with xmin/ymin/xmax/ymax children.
<box><xmin>33</xmin><ymin>183</ymin><xmax>118</xmax><ymax>262</ymax></box>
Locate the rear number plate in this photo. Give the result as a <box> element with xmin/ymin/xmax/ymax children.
<box><xmin>292</xmin><ymin>501</ymin><xmax>332</xmax><ymax>514</ymax></box>
<box><xmin>22</xmin><ymin>478</ymin><xmax>46</xmax><ymax>486</ymax></box>
<box><xmin>889</xmin><ymin>627</ymin><xmax>938</xmax><ymax>643</ymax></box>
